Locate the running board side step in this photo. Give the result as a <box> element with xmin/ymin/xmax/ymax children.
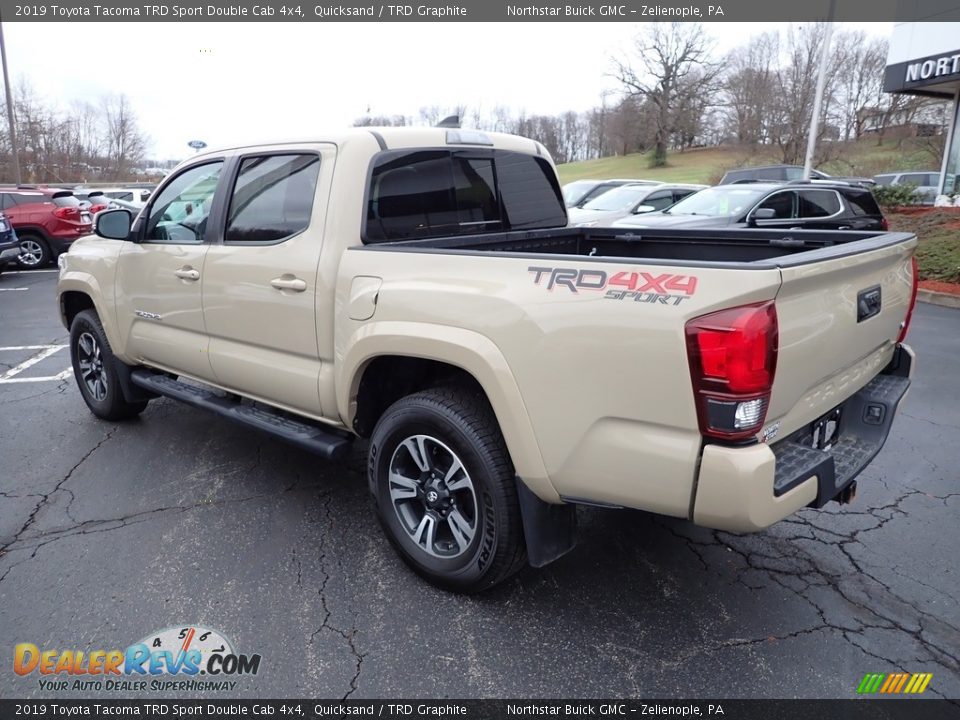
<box><xmin>130</xmin><ymin>369</ymin><xmax>352</xmax><ymax>460</ymax></box>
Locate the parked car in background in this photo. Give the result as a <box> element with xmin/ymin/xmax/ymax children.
<box><xmin>568</xmin><ymin>183</ymin><xmax>707</xmax><ymax>226</ymax></box>
<box><xmin>100</xmin><ymin>187</ymin><xmax>153</xmax><ymax>203</ymax></box>
<box><xmin>0</xmin><ymin>213</ymin><xmax>20</xmax><ymax>274</ymax></box>
<box><xmin>561</xmin><ymin>178</ymin><xmax>661</xmax><ymax>208</ymax></box>
<box><xmin>612</xmin><ymin>181</ymin><xmax>886</xmax><ymax>232</ymax></box>
<box><xmin>873</xmin><ymin>171</ymin><xmax>940</xmax><ymax>204</ymax></box>
<box><xmin>720</xmin><ymin>164</ymin><xmax>831</xmax><ymax>184</ymax></box>
<box><xmin>0</xmin><ymin>186</ymin><xmax>93</xmax><ymax>268</ymax></box>
<box><xmin>76</xmin><ymin>191</ymin><xmax>110</xmax><ymax>216</ymax></box>
<box><xmin>104</xmin><ymin>198</ymin><xmax>146</xmax><ymax>214</ymax></box>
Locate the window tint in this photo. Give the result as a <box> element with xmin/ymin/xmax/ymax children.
<box><xmin>784</xmin><ymin>167</ymin><xmax>804</xmax><ymax>180</ymax></box>
<box><xmin>52</xmin><ymin>195</ymin><xmax>80</xmax><ymax>208</ymax></box>
<box><xmin>756</xmin><ymin>167</ymin><xmax>782</xmax><ymax>180</ymax></box>
<box><xmin>366</xmin><ymin>149</ymin><xmax>563</xmax><ymax>242</ymax></box>
<box><xmin>757</xmin><ymin>191</ymin><xmax>796</xmax><ymax>219</ymax></box>
<box><xmin>452</xmin><ymin>157</ymin><xmax>500</xmax><ymax>230</ymax></box>
<box><xmin>226</xmin><ymin>154</ymin><xmax>320</xmax><ymax>243</ymax></box>
<box><xmin>643</xmin><ymin>189</ymin><xmax>676</xmax><ymax>211</ymax></box>
<box><xmin>673</xmin><ymin>189</ymin><xmax>698</xmax><ymax>202</ymax></box>
<box><xmin>900</xmin><ymin>173</ymin><xmax>928</xmax><ymax>185</ymax></box>
<box><xmin>145</xmin><ymin>162</ymin><xmax>222</xmax><ymax>244</ymax></box>
<box><xmin>9</xmin><ymin>192</ymin><xmax>44</xmax><ymax>206</ymax></box>
<box><xmin>874</xmin><ymin>175</ymin><xmax>894</xmax><ymax>186</ymax></box>
<box><xmin>848</xmin><ymin>192</ymin><xmax>882</xmax><ymax>217</ymax></box>
<box><xmin>494</xmin><ymin>152</ymin><xmax>565</xmax><ymax>230</ymax></box>
<box><xmin>799</xmin><ymin>190</ymin><xmax>841</xmax><ymax>218</ymax></box>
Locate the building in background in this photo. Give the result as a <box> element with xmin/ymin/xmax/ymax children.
<box><xmin>885</xmin><ymin>22</ymin><xmax>960</xmax><ymax>204</ymax></box>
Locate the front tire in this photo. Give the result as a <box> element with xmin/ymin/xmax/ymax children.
<box><xmin>369</xmin><ymin>386</ymin><xmax>527</xmax><ymax>593</ymax></box>
<box><xmin>16</xmin><ymin>234</ymin><xmax>50</xmax><ymax>269</ymax></box>
<box><xmin>69</xmin><ymin>309</ymin><xmax>148</xmax><ymax>421</ymax></box>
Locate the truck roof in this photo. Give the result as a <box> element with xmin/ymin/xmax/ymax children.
<box><xmin>192</xmin><ymin>126</ymin><xmax>547</xmax><ymax>160</ymax></box>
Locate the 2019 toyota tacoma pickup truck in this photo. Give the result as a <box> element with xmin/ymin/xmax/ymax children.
<box><xmin>57</xmin><ymin>128</ymin><xmax>918</xmax><ymax>592</ymax></box>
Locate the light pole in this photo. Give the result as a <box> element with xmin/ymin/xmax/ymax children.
<box><xmin>803</xmin><ymin>4</ymin><xmax>837</xmax><ymax>180</ymax></box>
<box><xmin>0</xmin><ymin>14</ymin><xmax>21</xmax><ymax>184</ymax></box>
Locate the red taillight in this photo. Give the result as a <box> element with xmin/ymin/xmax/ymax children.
<box><xmin>898</xmin><ymin>256</ymin><xmax>918</xmax><ymax>343</ymax></box>
<box><xmin>881</xmin><ymin>216</ymin><xmax>889</xmax><ymax>231</ymax></box>
<box><xmin>89</xmin><ymin>204</ymin><xmax>107</xmax><ymax>214</ymax></box>
<box><xmin>54</xmin><ymin>207</ymin><xmax>80</xmax><ymax>220</ymax></box>
<box><xmin>686</xmin><ymin>301</ymin><xmax>778</xmax><ymax>440</ymax></box>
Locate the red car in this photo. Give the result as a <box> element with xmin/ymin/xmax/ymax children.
<box><xmin>0</xmin><ymin>186</ymin><xmax>93</xmax><ymax>268</ymax></box>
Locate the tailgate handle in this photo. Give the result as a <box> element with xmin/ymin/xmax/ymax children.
<box><xmin>857</xmin><ymin>286</ymin><xmax>882</xmax><ymax>322</ymax></box>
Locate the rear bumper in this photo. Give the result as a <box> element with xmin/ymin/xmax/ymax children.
<box><xmin>692</xmin><ymin>344</ymin><xmax>914</xmax><ymax>533</ymax></box>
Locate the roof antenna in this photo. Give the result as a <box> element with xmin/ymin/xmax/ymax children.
<box><xmin>436</xmin><ymin>115</ymin><xmax>461</xmax><ymax>128</ymax></box>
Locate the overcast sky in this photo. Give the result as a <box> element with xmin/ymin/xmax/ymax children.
<box><xmin>3</xmin><ymin>22</ymin><xmax>892</xmax><ymax>161</ymax></box>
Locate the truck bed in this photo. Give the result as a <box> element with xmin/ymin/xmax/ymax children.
<box><xmin>362</xmin><ymin>226</ymin><xmax>914</xmax><ymax>268</ymax></box>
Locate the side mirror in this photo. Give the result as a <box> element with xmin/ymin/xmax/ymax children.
<box><xmin>633</xmin><ymin>204</ymin><xmax>656</xmax><ymax>214</ymax></box>
<box><xmin>95</xmin><ymin>209</ymin><xmax>133</xmax><ymax>241</ymax></box>
<box><xmin>749</xmin><ymin>207</ymin><xmax>777</xmax><ymax>225</ymax></box>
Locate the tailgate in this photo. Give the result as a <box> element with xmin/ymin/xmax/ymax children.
<box><xmin>766</xmin><ymin>232</ymin><xmax>916</xmax><ymax>439</ymax></box>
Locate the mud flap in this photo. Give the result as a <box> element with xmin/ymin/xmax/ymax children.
<box><xmin>516</xmin><ymin>478</ymin><xmax>578</xmax><ymax>568</ymax></box>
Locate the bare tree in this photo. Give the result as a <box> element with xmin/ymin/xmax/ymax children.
<box><xmin>612</xmin><ymin>23</ymin><xmax>720</xmax><ymax>166</ymax></box>
<box><xmin>721</xmin><ymin>32</ymin><xmax>779</xmax><ymax>145</ymax></box>
<box><xmin>102</xmin><ymin>94</ymin><xmax>148</xmax><ymax>179</ymax></box>
<box><xmin>832</xmin><ymin>33</ymin><xmax>887</xmax><ymax>140</ymax></box>
<box><xmin>769</xmin><ymin>23</ymin><xmax>842</xmax><ymax>164</ymax></box>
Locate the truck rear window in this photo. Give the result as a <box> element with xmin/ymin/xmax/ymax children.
<box><xmin>364</xmin><ymin>148</ymin><xmax>565</xmax><ymax>243</ymax></box>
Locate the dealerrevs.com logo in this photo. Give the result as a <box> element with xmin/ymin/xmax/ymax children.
<box><xmin>14</xmin><ymin>626</ymin><xmax>262</xmax><ymax>693</ymax></box>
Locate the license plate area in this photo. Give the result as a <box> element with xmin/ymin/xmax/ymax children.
<box><xmin>811</xmin><ymin>407</ymin><xmax>842</xmax><ymax>451</ymax></box>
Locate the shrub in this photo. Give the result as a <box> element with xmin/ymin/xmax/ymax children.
<box><xmin>871</xmin><ymin>183</ymin><xmax>922</xmax><ymax>208</ymax></box>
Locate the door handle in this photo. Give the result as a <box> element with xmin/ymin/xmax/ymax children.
<box><xmin>174</xmin><ymin>267</ymin><xmax>200</xmax><ymax>281</ymax></box>
<box><xmin>270</xmin><ymin>276</ymin><xmax>307</xmax><ymax>292</ymax></box>
<box><xmin>838</xmin><ymin>225</ymin><xmax>852</xmax><ymax>230</ymax></box>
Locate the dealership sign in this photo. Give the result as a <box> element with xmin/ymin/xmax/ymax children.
<box><xmin>884</xmin><ymin>50</ymin><xmax>960</xmax><ymax>96</ymax></box>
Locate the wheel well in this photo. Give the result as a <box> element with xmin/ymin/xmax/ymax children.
<box><xmin>353</xmin><ymin>356</ymin><xmax>486</xmax><ymax>437</ymax></box>
<box><xmin>61</xmin><ymin>291</ymin><xmax>95</xmax><ymax>329</ymax></box>
<box><xmin>13</xmin><ymin>226</ymin><xmax>48</xmax><ymax>241</ymax></box>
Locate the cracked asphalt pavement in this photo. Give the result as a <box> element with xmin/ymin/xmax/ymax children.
<box><xmin>1</xmin><ymin>270</ymin><xmax>958</xmax><ymax>699</ymax></box>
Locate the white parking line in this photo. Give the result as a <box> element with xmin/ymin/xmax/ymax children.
<box><xmin>0</xmin><ymin>344</ymin><xmax>71</xmax><ymax>384</ymax></box>
<box><xmin>0</xmin><ymin>287</ymin><xmax>28</xmax><ymax>292</ymax></box>
<box><xmin>3</xmin><ymin>269</ymin><xmax>58</xmax><ymax>274</ymax></box>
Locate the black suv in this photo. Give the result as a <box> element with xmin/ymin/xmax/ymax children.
<box><xmin>612</xmin><ymin>181</ymin><xmax>887</xmax><ymax>232</ymax></box>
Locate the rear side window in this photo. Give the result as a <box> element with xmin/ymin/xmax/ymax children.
<box><xmin>799</xmin><ymin>190</ymin><xmax>841</xmax><ymax>218</ymax></box>
<box><xmin>643</xmin><ymin>189</ymin><xmax>676</xmax><ymax>212</ymax></box>
<box><xmin>756</xmin><ymin>167</ymin><xmax>782</xmax><ymax>181</ymax></box>
<box><xmin>365</xmin><ymin>149</ymin><xmax>564</xmax><ymax>243</ymax></box>
<box><xmin>874</xmin><ymin>175</ymin><xmax>894</xmax><ymax>186</ymax></box>
<box><xmin>849</xmin><ymin>192</ymin><xmax>883</xmax><ymax>217</ymax></box>
<box><xmin>225</xmin><ymin>154</ymin><xmax>320</xmax><ymax>243</ymax></box>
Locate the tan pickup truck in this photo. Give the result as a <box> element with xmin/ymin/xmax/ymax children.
<box><xmin>57</xmin><ymin>128</ymin><xmax>918</xmax><ymax>592</ymax></box>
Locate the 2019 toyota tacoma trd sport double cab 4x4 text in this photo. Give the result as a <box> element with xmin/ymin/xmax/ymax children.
<box><xmin>57</xmin><ymin>128</ymin><xmax>918</xmax><ymax>592</ymax></box>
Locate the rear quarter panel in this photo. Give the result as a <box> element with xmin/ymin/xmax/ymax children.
<box><xmin>336</xmin><ymin>248</ymin><xmax>783</xmax><ymax>516</ymax></box>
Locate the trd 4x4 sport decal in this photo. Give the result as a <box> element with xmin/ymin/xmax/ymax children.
<box><xmin>528</xmin><ymin>266</ymin><xmax>698</xmax><ymax>306</ymax></box>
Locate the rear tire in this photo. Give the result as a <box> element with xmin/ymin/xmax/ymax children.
<box><xmin>368</xmin><ymin>386</ymin><xmax>527</xmax><ymax>593</ymax></box>
<box><xmin>16</xmin><ymin>233</ymin><xmax>50</xmax><ymax>269</ymax></box>
<box><xmin>69</xmin><ymin>309</ymin><xmax>148</xmax><ymax>421</ymax></box>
